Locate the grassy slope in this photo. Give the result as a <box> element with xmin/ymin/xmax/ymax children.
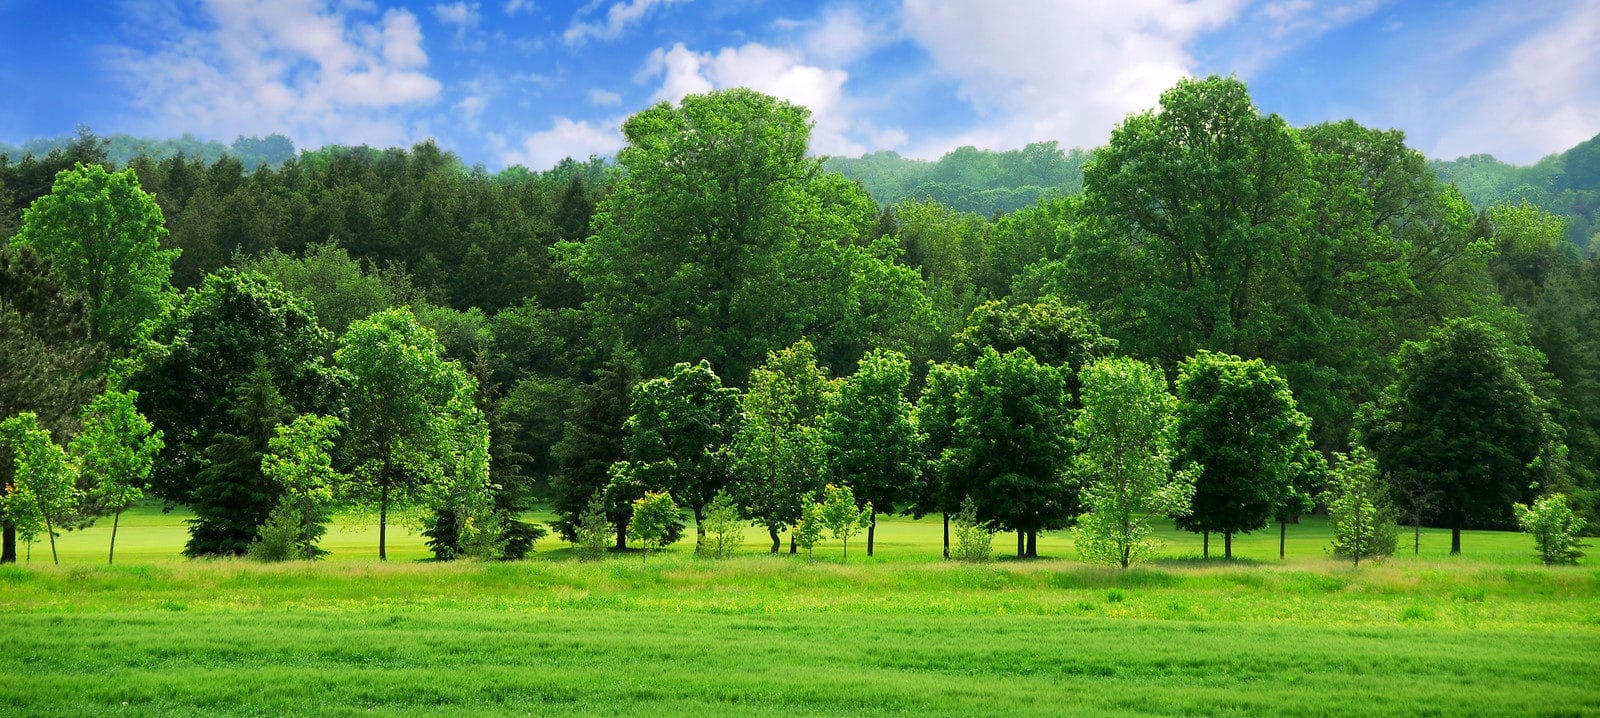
<box><xmin>3</xmin><ymin>505</ymin><xmax>1597</xmax><ymax>716</ymax></box>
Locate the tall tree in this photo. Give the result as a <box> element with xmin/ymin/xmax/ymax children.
<box><xmin>0</xmin><ymin>245</ymin><xmax>102</xmax><ymax>563</ymax></box>
<box><xmin>68</xmin><ymin>387</ymin><xmax>163</xmax><ymax>564</ymax></box>
<box><xmin>1358</xmin><ymin>319</ymin><xmax>1546</xmax><ymax>554</ymax></box>
<box><xmin>731</xmin><ymin>343</ymin><xmax>832</xmax><ymax>553</ymax></box>
<box><xmin>618</xmin><ymin>360</ymin><xmax>742</xmax><ymax>550</ymax></box>
<box><xmin>825</xmin><ymin>348</ymin><xmax>921</xmax><ymax>556</ymax></box>
<box><xmin>0</xmin><ymin>413</ymin><xmax>79</xmax><ymax>565</ymax></box>
<box><xmin>1071</xmin><ymin>357</ymin><xmax>1194</xmax><ymax>568</ymax></box>
<box><xmin>1324</xmin><ymin>448</ymin><xmax>1398</xmax><ymax>566</ymax></box>
<box><xmin>1174</xmin><ymin>351</ymin><xmax>1313</xmax><ymax>559</ymax></box>
<box><xmin>912</xmin><ymin>362</ymin><xmax>972</xmax><ymax>559</ymax></box>
<box><xmin>13</xmin><ymin>163</ymin><xmax>179</xmax><ymax>355</ymax></box>
<box><xmin>260</xmin><ymin>414</ymin><xmax>342</xmax><ymax>561</ymax></box>
<box><xmin>337</xmin><ymin>307</ymin><xmax>477</xmax><ymax>560</ymax></box>
<box><xmin>551</xmin><ymin>348</ymin><xmax>640</xmax><ymax>549</ymax></box>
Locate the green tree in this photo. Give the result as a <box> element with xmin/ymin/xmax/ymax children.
<box><xmin>699</xmin><ymin>490</ymin><xmax>744</xmax><ymax>559</ymax></box>
<box><xmin>792</xmin><ymin>496</ymin><xmax>826</xmax><ymax>560</ymax></box>
<box><xmin>239</xmin><ymin>241</ymin><xmax>409</xmax><ymax>335</ymax></box>
<box><xmin>557</xmin><ymin>88</ymin><xmax>916</xmax><ymax>385</ymax></box>
<box><xmin>1174</xmin><ymin>351</ymin><xmax>1312</xmax><ymax>559</ymax></box>
<box><xmin>952</xmin><ymin>297</ymin><xmax>1117</xmax><ymax>385</ymax></box>
<box><xmin>420</xmin><ymin>390</ymin><xmax>502</xmax><ymax>561</ymax></box>
<box><xmin>628</xmin><ymin>490</ymin><xmax>680</xmax><ymax>564</ymax></box>
<box><xmin>731</xmin><ymin>342</ymin><xmax>831</xmax><ymax>553</ymax></box>
<box><xmin>1513</xmin><ymin>493</ymin><xmax>1586</xmax><ymax>565</ymax></box>
<box><xmin>0</xmin><ymin>245</ymin><xmax>103</xmax><ymax>563</ymax></box>
<box><xmin>949</xmin><ymin>495</ymin><xmax>992</xmax><ymax>563</ymax></box>
<box><xmin>14</xmin><ymin>163</ymin><xmax>179</xmax><ymax>354</ymax></box>
<box><xmin>1324</xmin><ymin>448</ymin><xmax>1398</xmax><ymax>566</ymax></box>
<box><xmin>337</xmin><ymin>307</ymin><xmax>477</xmax><ymax>560</ymax></box>
<box><xmin>912</xmin><ymin>362</ymin><xmax>971</xmax><ymax>558</ymax></box>
<box><xmin>188</xmin><ymin>366</ymin><xmax>294</xmax><ymax>557</ymax></box>
<box><xmin>572</xmin><ymin>491</ymin><xmax>612</xmax><ymax>561</ymax></box>
<box><xmin>551</xmin><ymin>348</ymin><xmax>639</xmax><ymax>549</ymax></box>
<box><xmin>0</xmin><ymin>413</ymin><xmax>79</xmax><ymax>564</ymax></box>
<box><xmin>946</xmin><ymin>348</ymin><xmax>1073</xmax><ymax>557</ymax></box>
<box><xmin>618</xmin><ymin>360</ymin><xmax>741</xmax><ymax>549</ymax></box>
<box><xmin>817</xmin><ymin>483</ymin><xmax>872</xmax><ymax>560</ymax></box>
<box><xmin>260</xmin><ymin>414</ymin><xmax>342</xmax><ymax>561</ymax></box>
<box><xmin>1071</xmin><ymin>357</ymin><xmax>1195</xmax><ymax>568</ymax></box>
<box><xmin>69</xmin><ymin>387</ymin><xmax>163</xmax><ymax>564</ymax></box>
<box><xmin>825</xmin><ymin>348</ymin><xmax>921</xmax><ymax>556</ymax></box>
<box><xmin>1358</xmin><ymin>319</ymin><xmax>1546</xmax><ymax>554</ymax></box>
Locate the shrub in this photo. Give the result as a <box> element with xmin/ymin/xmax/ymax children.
<box><xmin>699</xmin><ymin>491</ymin><xmax>744</xmax><ymax>559</ymax></box>
<box><xmin>951</xmin><ymin>496</ymin><xmax>993</xmax><ymax>563</ymax></box>
<box><xmin>248</xmin><ymin>504</ymin><xmax>303</xmax><ymax>562</ymax></box>
<box><xmin>1514</xmin><ymin>493</ymin><xmax>1587</xmax><ymax>565</ymax></box>
<box><xmin>573</xmin><ymin>492</ymin><xmax>612</xmax><ymax>562</ymax></box>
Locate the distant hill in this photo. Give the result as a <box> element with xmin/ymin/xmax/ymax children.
<box><xmin>824</xmin><ymin>142</ymin><xmax>1091</xmax><ymax>218</ymax></box>
<box><xmin>1430</xmin><ymin>133</ymin><xmax>1600</xmax><ymax>249</ymax></box>
<box><xmin>0</xmin><ymin>132</ymin><xmax>297</xmax><ymax>170</ymax></box>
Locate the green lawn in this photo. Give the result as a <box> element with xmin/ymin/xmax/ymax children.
<box><xmin>3</xmin><ymin>504</ymin><xmax>1596</xmax><ymax>716</ymax></box>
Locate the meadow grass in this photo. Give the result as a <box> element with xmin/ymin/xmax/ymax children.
<box><xmin>4</xmin><ymin>503</ymin><xmax>1596</xmax><ymax>716</ymax></box>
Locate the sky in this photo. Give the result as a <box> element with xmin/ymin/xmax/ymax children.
<box><xmin>2</xmin><ymin>0</ymin><xmax>1598</xmax><ymax>170</ymax></box>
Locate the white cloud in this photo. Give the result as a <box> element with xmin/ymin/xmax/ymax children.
<box><xmin>802</xmin><ymin>7</ymin><xmax>876</xmax><ymax>67</ymax></box>
<box><xmin>564</xmin><ymin>0</ymin><xmax>683</xmax><ymax>45</ymax></box>
<box><xmin>898</xmin><ymin>0</ymin><xmax>1244</xmax><ymax>156</ymax></box>
<box><xmin>641</xmin><ymin>41</ymin><xmax>864</xmax><ymax>155</ymax></box>
<box><xmin>1427</xmin><ymin>3</ymin><xmax>1600</xmax><ymax>163</ymax></box>
<box><xmin>501</xmin><ymin>116</ymin><xmax>626</xmax><ymax>169</ymax></box>
<box><xmin>587</xmin><ymin>88</ymin><xmax>623</xmax><ymax>106</ymax></box>
<box><xmin>110</xmin><ymin>0</ymin><xmax>442</xmax><ymax>149</ymax></box>
<box><xmin>503</xmin><ymin>0</ymin><xmax>534</xmax><ymax>15</ymax></box>
<box><xmin>432</xmin><ymin>1</ymin><xmax>479</xmax><ymax>30</ymax></box>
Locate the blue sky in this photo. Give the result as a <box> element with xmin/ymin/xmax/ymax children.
<box><xmin>2</xmin><ymin>0</ymin><xmax>1598</xmax><ymax>169</ymax></box>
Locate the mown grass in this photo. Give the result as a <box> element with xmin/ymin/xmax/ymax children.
<box><xmin>5</xmin><ymin>504</ymin><xmax>1596</xmax><ymax>716</ymax></box>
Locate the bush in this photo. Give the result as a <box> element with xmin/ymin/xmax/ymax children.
<box><xmin>248</xmin><ymin>504</ymin><xmax>302</xmax><ymax>562</ymax></box>
<box><xmin>573</xmin><ymin>492</ymin><xmax>612</xmax><ymax>562</ymax></box>
<box><xmin>699</xmin><ymin>491</ymin><xmax>744</xmax><ymax>559</ymax></box>
<box><xmin>1514</xmin><ymin>493</ymin><xmax>1587</xmax><ymax>565</ymax></box>
<box><xmin>951</xmin><ymin>496</ymin><xmax>993</xmax><ymax>563</ymax></box>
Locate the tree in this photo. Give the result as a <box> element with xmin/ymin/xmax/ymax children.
<box><xmin>259</xmin><ymin>414</ymin><xmax>342</xmax><ymax>561</ymax></box>
<box><xmin>69</xmin><ymin>387</ymin><xmax>163</xmax><ymax>564</ymax></box>
<box><xmin>1513</xmin><ymin>494</ymin><xmax>1586</xmax><ymax>565</ymax></box>
<box><xmin>0</xmin><ymin>413</ymin><xmax>79</xmax><ymax>564</ymax></box>
<box><xmin>1324</xmin><ymin>448</ymin><xmax>1398</xmax><ymax>566</ymax></box>
<box><xmin>618</xmin><ymin>360</ymin><xmax>741</xmax><ymax>549</ymax></box>
<box><xmin>557</xmin><ymin>88</ymin><xmax>917</xmax><ymax>385</ymax></box>
<box><xmin>699</xmin><ymin>491</ymin><xmax>744</xmax><ymax>559</ymax></box>
<box><xmin>946</xmin><ymin>348</ymin><xmax>1073</xmax><ymax>557</ymax></box>
<box><xmin>628</xmin><ymin>490</ymin><xmax>680</xmax><ymax>564</ymax></box>
<box><xmin>337</xmin><ymin>307</ymin><xmax>478</xmax><ymax>560</ymax></box>
<box><xmin>825</xmin><ymin>348</ymin><xmax>921</xmax><ymax>556</ymax></box>
<box><xmin>1174</xmin><ymin>351</ymin><xmax>1312</xmax><ymax>559</ymax></box>
<box><xmin>128</xmin><ymin>269</ymin><xmax>343</xmax><ymax>556</ymax></box>
<box><xmin>949</xmin><ymin>496</ymin><xmax>992</xmax><ymax>563</ymax></box>
<box><xmin>817</xmin><ymin>483</ymin><xmax>872</xmax><ymax>560</ymax></box>
<box><xmin>0</xmin><ymin>245</ymin><xmax>102</xmax><ymax>563</ymax></box>
<box><xmin>913</xmin><ymin>362</ymin><xmax>972</xmax><ymax>559</ymax></box>
<box><xmin>731</xmin><ymin>343</ymin><xmax>831</xmax><ymax>553</ymax></box>
<box><xmin>13</xmin><ymin>163</ymin><xmax>179</xmax><ymax>354</ymax></box>
<box><xmin>792</xmin><ymin>496</ymin><xmax>826</xmax><ymax>560</ymax></box>
<box><xmin>952</xmin><ymin>297</ymin><xmax>1117</xmax><ymax>388</ymax></box>
<box><xmin>551</xmin><ymin>348</ymin><xmax>639</xmax><ymax>549</ymax></box>
<box><xmin>572</xmin><ymin>492</ymin><xmax>611</xmax><ymax>561</ymax></box>
<box><xmin>1071</xmin><ymin>357</ymin><xmax>1195</xmax><ymax>568</ymax></box>
<box><xmin>420</xmin><ymin>390</ymin><xmax>502</xmax><ymax>561</ymax></box>
<box><xmin>1358</xmin><ymin>319</ymin><xmax>1546</xmax><ymax>554</ymax></box>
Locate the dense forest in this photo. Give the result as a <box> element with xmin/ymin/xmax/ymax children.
<box><xmin>2</xmin><ymin>76</ymin><xmax>1596</xmax><ymax>567</ymax></box>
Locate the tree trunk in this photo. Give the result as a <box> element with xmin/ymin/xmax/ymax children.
<box><xmin>1025</xmin><ymin>530</ymin><xmax>1037</xmax><ymax>558</ymax></box>
<box><xmin>1</xmin><ymin>522</ymin><xmax>14</xmax><ymax>564</ymax></box>
<box><xmin>1413</xmin><ymin>519</ymin><xmax>1421</xmax><ymax>555</ymax></box>
<box><xmin>789</xmin><ymin>534</ymin><xmax>797</xmax><ymax>554</ymax></box>
<box><xmin>768</xmin><ymin>526</ymin><xmax>780</xmax><ymax>554</ymax></box>
<box><xmin>1203</xmin><ymin>531</ymin><xmax>1209</xmax><ymax>559</ymax></box>
<box><xmin>1450</xmin><ymin>525</ymin><xmax>1461</xmax><ymax>555</ymax></box>
<box><xmin>1279</xmin><ymin>521</ymin><xmax>1286</xmax><ymax>560</ymax></box>
<box><xmin>694</xmin><ymin>506</ymin><xmax>706</xmax><ymax>554</ymax></box>
<box><xmin>44</xmin><ymin>513</ymin><xmax>58</xmax><ymax>565</ymax></box>
<box><xmin>866</xmin><ymin>509</ymin><xmax>876</xmax><ymax>556</ymax></box>
<box><xmin>379</xmin><ymin>479</ymin><xmax>389</xmax><ymax>561</ymax></box>
<box><xmin>1224</xmin><ymin>531</ymin><xmax>1232</xmax><ymax>560</ymax></box>
<box><xmin>109</xmin><ymin>510</ymin><xmax>121</xmax><ymax>565</ymax></box>
<box><xmin>942</xmin><ymin>513</ymin><xmax>949</xmax><ymax>560</ymax></box>
<box><xmin>615</xmin><ymin>523</ymin><xmax>627</xmax><ymax>550</ymax></box>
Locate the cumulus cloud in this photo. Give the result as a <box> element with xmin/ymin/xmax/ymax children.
<box><xmin>432</xmin><ymin>1</ymin><xmax>479</xmax><ymax>30</ymax></box>
<box><xmin>500</xmin><ymin>116</ymin><xmax>626</xmax><ymax>169</ymax></box>
<box><xmin>503</xmin><ymin>0</ymin><xmax>534</xmax><ymax>15</ymax></box>
<box><xmin>587</xmin><ymin>88</ymin><xmax>623</xmax><ymax>106</ymax></box>
<box><xmin>564</xmin><ymin>0</ymin><xmax>684</xmax><ymax>45</ymax></box>
<box><xmin>897</xmin><ymin>0</ymin><xmax>1243</xmax><ymax>155</ymax></box>
<box><xmin>641</xmin><ymin>41</ymin><xmax>866</xmax><ymax>155</ymax></box>
<box><xmin>110</xmin><ymin>0</ymin><xmax>442</xmax><ymax>149</ymax></box>
<box><xmin>1427</xmin><ymin>3</ymin><xmax>1600</xmax><ymax>163</ymax></box>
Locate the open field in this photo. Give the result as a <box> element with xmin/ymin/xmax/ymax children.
<box><xmin>3</xmin><ymin>504</ymin><xmax>1597</xmax><ymax>716</ymax></box>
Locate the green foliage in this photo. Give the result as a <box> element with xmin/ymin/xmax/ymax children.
<box><xmin>551</xmin><ymin>348</ymin><xmax>638</xmax><ymax>547</ymax></box>
<box><xmin>953</xmin><ymin>297</ymin><xmax>1116</xmax><ymax>383</ymax></box>
<box><xmin>0</xmin><ymin>245</ymin><xmax>103</xmax><ymax>438</ymax></box>
<box><xmin>1175</xmin><ymin>351</ymin><xmax>1312</xmax><ymax>557</ymax></box>
<box><xmin>791</xmin><ymin>497</ymin><xmax>826</xmax><ymax>559</ymax></box>
<box><xmin>14</xmin><ymin>162</ymin><xmax>178</xmax><ymax>355</ymax></box>
<box><xmin>1072</xmin><ymin>357</ymin><xmax>1195</xmax><ymax>568</ymax></box>
<box><xmin>0</xmin><ymin>412</ymin><xmax>80</xmax><ymax>564</ymax></box>
<box><xmin>1514</xmin><ymin>494</ymin><xmax>1587</xmax><ymax>565</ymax></box>
<box><xmin>187</xmin><ymin>366</ymin><xmax>294</xmax><ymax>557</ymax></box>
<box><xmin>1324</xmin><ymin>448</ymin><xmax>1399</xmax><ymax>566</ymax></box>
<box><xmin>1359</xmin><ymin>319</ymin><xmax>1547</xmax><ymax>551</ymax></box>
<box><xmin>421</xmin><ymin>392</ymin><xmax>505</xmax><ymax>561</ymax></box>
<box><xmin>619</xmin><ymin>359</ymin><xmax>741</xmax><ymax>548</ymax></box>
<box><xmin>824</xmin><ymin>348</ymin><xmax>920</xmax><ymax>539</ymax></box>
<box><xmin>238</xmin><ymin>241</ymin><xmax>413</xmax><ymax>335</ymax></box>
<box><xmin>69</xmin><ymin>387</ymin><xmax>162</xmax><ymax>563</ymax></box>
<box><xmin>247</xmin><ymin>502</ymin><xmax>303</xmax><ymax>563</ymax></box>
<box><xmin>572</xmin><ymin>492</ymin><xmax>612</xmax><ymax>561</ymax></box>
<box><xmin>260</xmin><ymin>414</ymin><xmax>342</xmax><ymax>561</ymax></box>
<box><xmin>817</xmin><ymin>483</ymin><xmax>872</xmax><ymax>560</ymax></box>
<box><xmin>731</xmin><ymin>342</ymin><xmax>831</xmax><ymax>552</ymax></box>
<box><xmin>824</xmin><ymin>142</ymin><xmax>1090</xmax><ymax>216</ymax></box>
<box><xmin>950</xmin><ymin>496</ymin><xmax>992</xmax><ymax>563</ymax></box>
<box><xmin>698</xmin><ymin>491</ymin><xmax>743</xmax><ymax>559</ymax></box>
<box><xmin>628</xmin><ymin>490</ymin><xmax>680</xmax><ymax>563</ymax></box>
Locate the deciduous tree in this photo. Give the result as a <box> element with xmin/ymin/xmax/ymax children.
<box><xmin>69</xmin><ymin>387</ymin><xmax>162</xmax><ymax>564</ymax></box>
<box><xmin>0</xmin><ymin>413</ymin><xmax>79</xmax><ymax>564</ymax></box>
<box><xmin>825</xmin><ymin>348</ymin><xmax>920</xmax><ymax>556</ymax></box>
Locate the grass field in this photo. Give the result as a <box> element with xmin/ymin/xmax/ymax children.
<box><xmin>3</xmin><ymin>503</ymin><xmax>1597</xmax><ymax>716</ymax></box>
